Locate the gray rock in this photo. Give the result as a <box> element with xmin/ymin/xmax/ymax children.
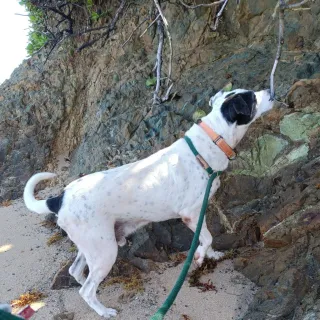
<box><xmin>51</xmin><ymin>261</ymin><xmax>80</xmax><ymax>290</ymax></box>
<box><xmin>53</xmin><ymin>312</ymin><xmax>75</xmax><ymax>320</ymax></box>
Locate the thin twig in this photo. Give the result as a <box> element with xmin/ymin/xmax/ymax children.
<box><xmin>153</xmin><ymin>0</ymin><xmax>168</xmax><ymax>27</ymax></box>
<box><xmin>161</xmin><ymin>83</ymin><xmax>174</xmax><ymax>102</ymax></box>
<box><xmin>140</xmin><ymin>14</ymin><xmax>160</xmax><ymax>37</ymax></box>
<box><xmin>179</xmin><ymin>0</ymin><xmax>225</xmax><ymax>9</ymax></box>
<box><xmin>122</xmin><ymin>17</ymin><xmax>148</xmax><ymax>47</ymax></box>
<box><xmin>270</xmin><ymin>3</ymin><xmax>284</xmax><ymax>99</ymax></box>
<box><xmin>274</xmin><ymin>98</ymin><xmax>289</xmax><ymax>107</ymax></box>
<box><xmin>78</xmin><ymin>25</ymin><xmax>113</xmax><ymax>36</ymax></box>
<box><xmin>166</xmin><ymin>27</ymin><xmax>173</xmax><ymax>86</ymax></box>
<box><xmin>283</xmin><ymin>0</ymin><xmax>309</xmax><ymax>9</ymax></box>
<box><xmin>44</xmin><ymin>37</ymin><xmax>65</xmax><ymax>64</ymax></box>
<box><xmin>211</xmin><ymin>0</ymin><xmax>229</xmax><ymax>31</ymax></box>
<box><xmin>77</xmin><ymin>0</ymin><xmax>126</xmax><ymax>52</ymax></box>
<box><xmin>270</xmin><ymin>0</ymin><xmax>310</xmax><ymax>100</ymax></box>
<box><xmin>153</xmin><ymin>19</ymin><xmax>164</xmax><ymax>105</ymax></box>
<box><xmin>153</xmin><ymin>0</ymin><xmax>173</xmax><ymax>84</ymax></box>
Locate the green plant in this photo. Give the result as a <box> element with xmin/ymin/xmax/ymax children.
<box><xmin>27</xmin><ymin>32</ymin><xmax>48</xmax><ymax>55</ymax></box>
<box><xmin>86</xmin><ymin>0</ymin><xmax>105</xmax><ymax>22</ymax></box>
<box><xmin>19</xmin><ymin>0</ymin><xmax>48</xmax><ymax>55</ymax></box>
<box><xmin>146</xmin><ymin>77</ymin><xmax>157</xmax><ymax>87</ymax></box>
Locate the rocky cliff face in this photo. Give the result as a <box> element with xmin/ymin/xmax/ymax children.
<box><xmin>0</xmin><ymin>0</ymin><xmax>319</xmax><ymax>319</ymax></box>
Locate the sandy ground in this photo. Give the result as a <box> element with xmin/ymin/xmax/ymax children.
<box><xmin>0</xmin><ymin>194</ymin><xmax>257</xmax><ymax>320</ymax></box>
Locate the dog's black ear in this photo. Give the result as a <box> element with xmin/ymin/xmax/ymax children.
<box><xmin>221</xmin><ymin>92</ymin><xmax>256</xmax><ymax>125</ymax></box>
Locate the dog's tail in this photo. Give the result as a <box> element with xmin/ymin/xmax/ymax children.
<box><xmin>24</xmin><ymin>172</ymin><xmax>57</xmax><ymax>214</ymax></box>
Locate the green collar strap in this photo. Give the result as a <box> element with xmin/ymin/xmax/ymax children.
<box><xmin>184</xmin><ymin>135</ymin><xmax>222</xmax><ymax>177</ymax></box>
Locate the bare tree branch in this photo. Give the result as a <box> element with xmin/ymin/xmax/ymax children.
<box><xmin>140</xmin><ymin>14</ymin><xmax>160</xmax><ymax>37</ymax></box>
<box><xmin>76</xmin><ymin>24</ymin><xmax>117</xmax><ymax>36</ymax></box>
<box><xmin>165</xmin><ymin>28</ymin><xmax>173</xmax><ymax>86</ymax></box>
<box><xmin>44</xmin><ymin>37</ymin><xmax>65</xmax><ymax>64</ymax></box>
<box><xmin>122</xmin><ymin>17</ymin><xmax>148</xmax><ymax>47</ymax></box>
<box><xmin>270</xmin><ymin>0</ymin><xmax>310</xmax><ymax>100</ymax></box>
<box><xmin>161</xmin><ymin>83</ymin><xmax>174</xmax><ymax>102</ymax></box>
<box><xmin>179</xmin><ymin>0</ymin><xmax>229</xmax><ymax>32</ymax></box>
<box><xmin>179</xmin><ymin>0</ymin><xmax>225</xmax><ymax>9</ymax></box>
<box><xmin>211</xmin><ymin>0</ymin><xmax>228</xmax><ymax>31</ymax></box>
<box><xmin>153</xmin><ymin>19</ymin><xmax>165</xmax><ymax>105</ymax></box>
<box><xmin>270</xmin><ymin>4</ymin><xmax>284</xmax><ymax>100</ymax></box>
<box><xmin>282</xmin><ymin>0</ymin><xmax>309</xmax><ymax>9</ymax></box>
<box><xmin>34</xmin><ymin>4</ymin><xmax>74</xmax><ymax>33</ymax></box>
<box><xmin>77</xmin><ymin>0</ymin><xmax>126</xmax><ymax>52</ymax></box>
<box><xmin>153</xmin><ymin>0</ymin><xmax>173</xmax><ymax>87</ymax></box>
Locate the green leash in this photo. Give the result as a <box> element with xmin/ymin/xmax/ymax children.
<box><xmin>0</xmin><ymin>310</ymin><xmax>23</xmax><ymax>320</ymax></box>
<box><xmin>150</xmin><ymin>136</ymin><xmax>222</xmax><ymax>320</ymax></box>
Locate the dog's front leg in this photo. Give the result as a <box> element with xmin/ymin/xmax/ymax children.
<box><xmin>182</xmin><ymin>217</ymin><xmax>224</xmax><ymax>266</ymax></box>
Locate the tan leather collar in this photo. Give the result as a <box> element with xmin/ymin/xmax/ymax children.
<box><xmin>197</xmin><ymin>120</ymin><xmax>237</xmax><ymax>160</ymax></box>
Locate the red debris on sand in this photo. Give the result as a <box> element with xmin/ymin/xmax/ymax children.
<box><xmin>197</xmin><ymin>279</ymin><xmax>217</xmax><ymax>293</ymax></box>
<box><xmin>17</xmin><ymin>305</ymin><xmax>35</xmax><ymax>319</ymax></box>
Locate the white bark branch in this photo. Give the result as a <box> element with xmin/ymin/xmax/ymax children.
<box><xmin>211</xmin><ymin>0</ymin><xmax>229</xmax><ymax>31</ymax></box>
<box><xmin>153</xmin><ymin>19</ymin><xmax>164</xmax><ymax>105</ymax></box>
<box><xmin>140</xmin><ymin>14</ymin><xmax>160</xmax><ymax>37</ymax></box>
<box><xmin>179</xmin><ymin>0</ymin><xmax>225</xmax><ymax>9</ymax></box>
<box><xmin>122</xmin><ymin>17</ymin><xmax>148</xmax><ymax>47</ymax></box>
<box><xmin>153</xmin><ymin>0</ymin><xmax>173</xmax><ymax>84</ymax></box>
<box><xmin>270</xmin><ymin>0</ymin><xmax>310</xmax><ymax>100</ymax></box>
<box><xmin>283</xmin><ymin>0</ymin><xmax>309</xmax><ymax>9</ymax></box>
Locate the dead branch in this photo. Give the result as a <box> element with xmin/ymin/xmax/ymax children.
<box><xmin>165</xmin><ymin>30</ymin><xmax>173</xmax><ymax>86</ymax></box>
<box><xmin>161</xmin><ymin>83</ymin><xmax>174</xmax><ymax>102</ymax></box>
<box><xmin>77</xmin><ymin>0</ymin><xmax>126</xmax><ymax>52</ymax></box>
<box><xmin>78</xmin><ymin>25</ymin><xmax>112</xmax><ymax>36</ymax></box>
<box><xmin>282</xmin><ymin>0</ymin><xmax>309</xmax><ymax>9</ymax></box>
<box><xmin>153</xmin><ymin>19</ymin><xmax>165</xmax><ymax>105</ymax></box>
<box><xmin>211</xmin><ymin>0</ymin><xmax>229</xmax><ymax>31</ymax></box>
<box><xmin>140</xmin><ymin>14</ymin><xmax>160</xmax><ymax>37</ymax></box>
<box><xmin>153</xmin><ymin>0</ymin><xmax>173</xmax><ymax>84</ymax></box>
<box><xmin>33</xmin><ymin>4</ymin><xmax>74</xmax><ymax>34</ymax></box>
<box><xmin>270</xmin><ymin>3</ymin><xmax>284</xmax><ymax>99</ymax></box>
<box><xmin>270</xmin><ymin>0</ymin><xmax>310</xmax><ymax>100</ymax></box>
<box><xmin>179</xmin><ymin>0</ymin><xmax>225</xmax><ymax>9</ymax></box>
<box><xmin>122</xmin><ymin>17</ymin><xmax>148</xmax><ymax>47</ymax></box>
<box><xmin>178</xmin><ymin>0</ymin><xmax>229</xmax><ymax>32</ymax></box>
<box><xmin>44</xmin><ymin>37</ymin><xmax>65</xmax><ymax>64</ymax></box>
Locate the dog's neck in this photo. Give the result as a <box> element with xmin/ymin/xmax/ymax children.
<box><xmin>184</xmin><ymin>112</ymin><xmax>249</xmax><ymax>172</ymax></box>
<box><xmin>201</xmin><ymin>113</ymin><xmax>249</xmax><ymax>149</ymax></box>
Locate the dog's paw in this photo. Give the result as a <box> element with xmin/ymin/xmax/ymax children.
<box><xmin>117</xmin><ymin>237</ymin><xmax>126</xmax><ymax>247</ymax></box>
<box><xmin>206</xmin><ymin>248</ymin><xmax>225</xmax><ymax>260</ymax></box>
<box><xmin>102</xmin><ymin>308</ymin><xmax>117</xmax><ymax>318</ymax></box>
<box><xmin>193</xmin><ymin>251</ymin><xmax>204</xmax><ymax>267</ymax></box>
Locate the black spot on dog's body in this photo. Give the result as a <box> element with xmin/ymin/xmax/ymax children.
<box><xmin>46</xmin><ymin>191</ymin><xmax>65</xmax><ymax>214</ymax></box>
<box><xmin>221</xmin><ymin>91</ymin><xmax>257</xmax><ymax>125</ymax></box>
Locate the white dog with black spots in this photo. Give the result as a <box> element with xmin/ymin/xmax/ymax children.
<box><xmin>24</xmin><ymin>87</ymin><xmax>273</xmax><ymax>318</ymax></box>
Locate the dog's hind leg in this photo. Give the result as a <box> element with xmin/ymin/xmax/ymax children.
<box><xmin>205</xmin><ymin>246</ymin><xmax>225</xmax><ymax>260</ymax></box>
<box><xmin>115</xmin><ymin>220</ymin><xmax>150</xmax><ymax>247</ymax></box>
<box><xmin>78</xmin><ymin>228</ymin><xmax>118</xmax><ymax>318</ymax></box>
<box><xmin>69</xmin><ymin>251</ymin><xmax>87</xmax><ymax>285</ymax></box>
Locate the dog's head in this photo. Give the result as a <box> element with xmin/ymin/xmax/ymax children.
<box><xmin>207</xmin><ymin>88</ymin><xmax>273</xmax><ymax>146</ymax></box>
